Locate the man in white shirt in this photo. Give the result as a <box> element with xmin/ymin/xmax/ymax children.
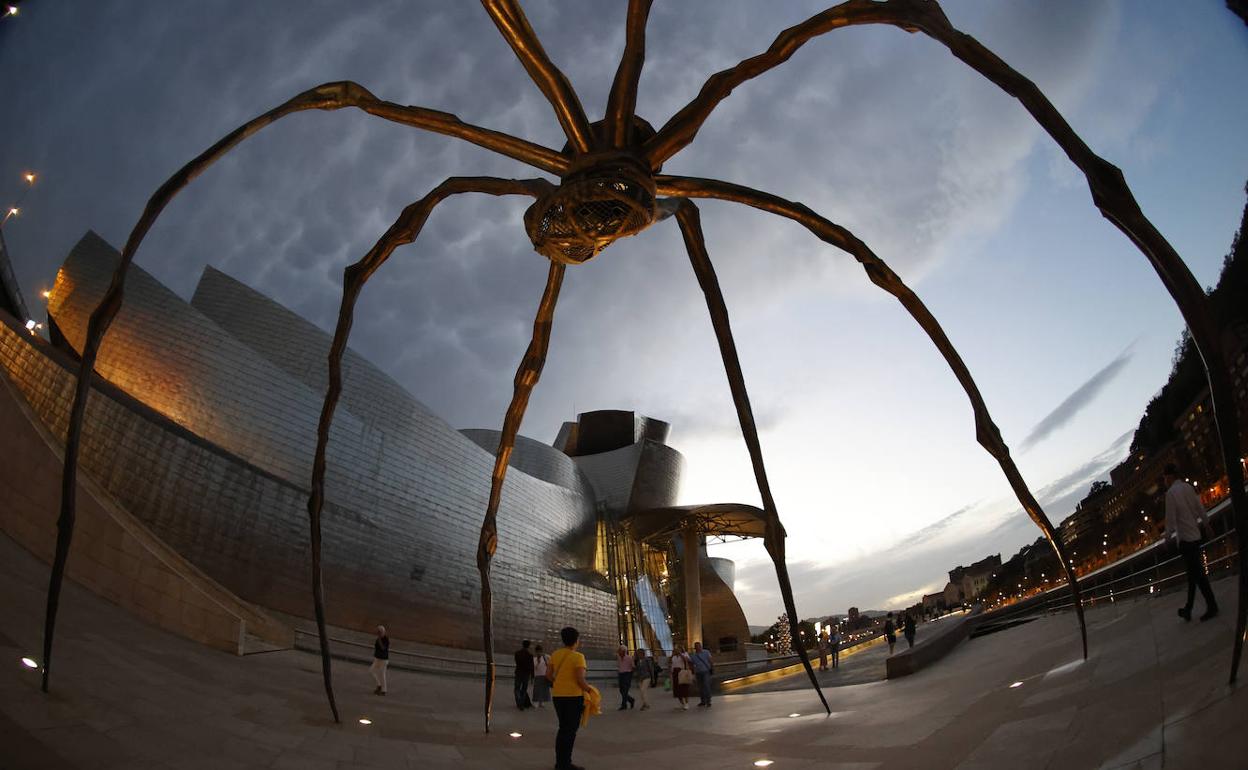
<box><xmin>1163</xmin><ymin>464</ymin><xmax>1219</xmax><ymax>622</ymax></box>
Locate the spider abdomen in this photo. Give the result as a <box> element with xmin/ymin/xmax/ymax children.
<box><xmin>524</xmin><ymin>153</ymin><xmax>656</xmax><ymax>264</ymax></box>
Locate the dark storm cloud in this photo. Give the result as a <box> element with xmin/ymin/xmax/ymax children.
<box><xmin>1019</xmin><ymin>345</ymin><xmax>1134</xmax><ymax>452</ymax></box>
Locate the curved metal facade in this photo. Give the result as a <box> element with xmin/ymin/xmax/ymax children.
<box><xmin>33</xmin><ymin>232</ymin><xmax>623</xmax><ymax>654</ymax></box>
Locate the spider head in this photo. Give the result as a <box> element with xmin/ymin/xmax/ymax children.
<box><xmin>524</xmin><ymin>152</ymin><xmax>657</xmax><ymax>265</ymax></box>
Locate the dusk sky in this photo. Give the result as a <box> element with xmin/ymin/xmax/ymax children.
<box><xmin>2</xmin><ymin>1</ymin><xmax>1245</xmax><ymax>624</ymax></box>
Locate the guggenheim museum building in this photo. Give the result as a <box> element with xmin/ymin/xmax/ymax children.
<box><xmin>0</xmin><ymin>232</ymin><xmax>765</xmax><ymax>661</ymax></box>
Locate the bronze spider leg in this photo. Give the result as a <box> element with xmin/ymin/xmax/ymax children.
<box><xmin>604</xmin><ymin>0</ymin><xmax>654</xmax><ymax>148</ymax></box>
<box><xmin>650</xmin><ymin>0</ymin><xmax>1246</xmax><ymax>680</ymax></box>
<box><xmin>674</xmin><ymin>200</ymin><xmax>832</xmax><ymax>716</ymax></box>
<box><xmin>662</xmin><ymin>176</ymin><xmax>1089</xmax><ymax>661</ymax></box>
<box><xmin>307</xmin><ymin>177</ymin><xmax>554</xmax><ymax>724</ymax></box>
<box><xmin>477</xmin><ymin>259</ymin><xmax>567</xmax><ymax>733</ymax></box>
<box><xmin>42</xmin><ymin>83</ymin><xmax>568</xmax><ymax>694</ymax></box>
<box><xmin>481</xmin><ymin>0</ymin><xmax>595</xmax><ymax>154</ymax></box>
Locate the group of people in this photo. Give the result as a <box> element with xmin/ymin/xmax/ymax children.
<box><xmin>514</xmin><ymin>639</ymin><xmax>716</xmax><ymax>713</ymax></box>
<box><xmin>512</xmin><ymin>639</ymin><xmax>552</xmax><ymax>709</ymax></box>
<box><xmin>816</xmin><ymin>625</ymin><xmax>840</xmax><ymax>670</ymax></box>
<box><xmin>882</xmin><ymin>611</ymin><xmax>917</xmax><ymax>655</ymax></box>
<box><xmin>511</xmin><ymin>630</ymin><xmax>716</xmax><ymax>770</ymax></box>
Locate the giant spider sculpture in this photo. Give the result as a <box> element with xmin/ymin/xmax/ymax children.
<box><xmin>39</xmin><ymin>0</ymin><xmax>1247</xmax><ymax>732</ymax></box>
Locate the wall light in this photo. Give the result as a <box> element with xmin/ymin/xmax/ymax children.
<box><xmin>1009</xmin><ymin>681</ymin><xmax>1023</xmax><ymax>689</ymax></box>
<box><xmin>20</xmin><ymin>657</ymin><xmax>38</xmax><ymax>669</ymax></box>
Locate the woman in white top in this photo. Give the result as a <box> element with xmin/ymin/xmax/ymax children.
<box><xmin>670</xmin><ymin>647</ymin><xmax>692</xmax><ymax>710</ymax></box>
<box><xmin>531</xmin><ymin>643</ymin><xmax>551</xmax><ymax>708</ymax></box>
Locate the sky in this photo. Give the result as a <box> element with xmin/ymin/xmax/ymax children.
<box><xmin>1</xmin><ymin>1</ymin><xmax>1246</xmax><ymax>625</ymax></box>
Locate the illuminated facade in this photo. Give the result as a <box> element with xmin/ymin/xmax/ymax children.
<box><xmin>0</xmin><ymin>231</ymin><xmax>751</xmax><ymax>658</ymax></box>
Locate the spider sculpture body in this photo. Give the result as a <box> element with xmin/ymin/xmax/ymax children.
<box><xmin>38</xmin><ymin>0</ymin><xmax>1247</xmax><ymax>734</ymax></box>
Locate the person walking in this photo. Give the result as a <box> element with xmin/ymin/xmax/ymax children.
<box><xmin>532</xmin><ymin>643</ymin><xmax>551</xmax><ymax>709</ymax></box>
<box><xmin>514</xmin><ymin>640</ymin><xmax>534</xmax><ymax>710</ymax></box>
<box><xmin>690</xmin><ymin>641</ymin><xmax>714</xmax><ymax>707</ymax></box>
<box><xmin>370</xmin><ymin>624</ymin><xmax>389</xmax><ymax>695</ymax></box>
<box><xmin>817</xmin><ymin>627</ymin><xmax>829</xmax><ymax>671</ymax></box>
<box><xmin>548</xmin><ymin>626</ymin><xmax>593</xmax><ymax>770</ymax></box>
<box><xmin>1164</xmin><ymin>464</ymin><xmax>1219</xmax><ymax>622</ymax></box>
<box><xmin>670</xmin><ymin>647</ymin><xmax>692</xmax><ymax>710</ymax></box>
<box><xmin>616</xmin><ymin>645</ymin><xmax>636</xmax><ymax>710</ymax></box>
<box><xmin>883</xmin><ymin>613</ymin><xmax>897</xmax><ymax>655</ymax></box>
<box><xmin>903</xmin><ymin>612</ymin><xmax>917</xmax><ymax>649</ymax></box>
<box><xmin>829</xmin><ymin>625</ymin><xmax>840</xmax><ymax>669</ymax></box>
<box><xmin>634</xmin><ymin>648</ymin><xmax>655</xmax><ymax>710</ymax></box>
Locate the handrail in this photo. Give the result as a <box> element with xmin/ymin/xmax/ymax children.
<box><xmin>982</xmin><ymin>520</ymin><xmax>1238</xmax><ymax>624</ymax></box>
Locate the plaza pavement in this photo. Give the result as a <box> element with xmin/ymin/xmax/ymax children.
<box><xmin>1</xmin><ymin>532</ymin><xmax>1244</xmax><ymax>769</ymax></box>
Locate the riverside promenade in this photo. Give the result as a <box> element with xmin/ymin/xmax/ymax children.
<box><xmin>1</xmin><ymin>532</ymin><xmax>1243</xmax><ymax>769</ymax></box>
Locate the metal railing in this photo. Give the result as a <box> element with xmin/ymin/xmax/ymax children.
<box><xmin>292</xmin><ymin>627</ymin><xmax>888</xmax><ymax>683</ymax></box>
<box><xmin>981</xmin><ymin>518</ymin><xmax>1239</xmax><ymax>627</ymax></box>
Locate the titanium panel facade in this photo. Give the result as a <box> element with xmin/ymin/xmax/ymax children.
<box><xmin>30</xmin><ymin>232</ymin><xmax>620</xmax><ymax>654</ymax></box>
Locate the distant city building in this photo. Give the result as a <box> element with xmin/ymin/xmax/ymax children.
<box><xmin>921</xmin><ymin>591</ymin><xmax>945</xmax><ymax>616</ymax></box>
<box><xmin>943</xmin><ymin>553</ymin><xmax>1000</xmax><ymax>606</ymax></box>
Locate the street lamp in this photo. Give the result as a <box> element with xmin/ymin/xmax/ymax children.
<box><xmin>1</xmin><ymin>171</ymin><xmax>37</xmax><ymax>232</ymax></box>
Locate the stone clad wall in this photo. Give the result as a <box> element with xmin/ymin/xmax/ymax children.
<box><xmin>14</xmin><ymin>233</ymin><xmax>618</xmax><ymax>654</ymax></box>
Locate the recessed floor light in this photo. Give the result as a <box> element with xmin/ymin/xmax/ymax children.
<box><xmin>754</xmin><ymin>761</ymin><xmax>775</xmax><ymax>768</ymax></box>
<box><xmin>787</xmin><ymin>712</ymin><xmax>800</xmax><ymax>718</ymax></box>
<box><xmin>20</xmin><ymin>657</ymin><xmax>38</xmax><ymax>669</ymax></box>
<box><xmin>1009</xmin><ymin>681</ymin><xmax>1024</xmax><ymax>688</ymax></box>
<box><xmin>509</xmin><ymin>732</ymin><xmax>522</xmax><ymax>738</ymax></box>
<box><xmin>358</xmin><ymin>718</ymin><xmax>372</xmax><ymax>725</ymax></box>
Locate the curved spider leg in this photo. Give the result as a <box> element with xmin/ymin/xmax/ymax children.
<box><xmin>477</xmin><ymin>259</ymin><xmax>567</xmax><ymax>733</ymax></box>
<box><xmin>673</xmin><ymin>200</ymin><xmax>832</xmax><ymax>716</ymax></box>
<box><xmin>40</xmin><ymin>83</ymin><xmax>566</xmax><ymax>696</ymax></box>
<box><xmin>642</xmin><ymin>0</ymin><xmax>904</xmax><ymax>168</ymax></box>
<box><xmin>604</xmin><ymin>0</ymin><xmax>654</xmax><ymax>148</ymax></box>
<box><xmin>307</xmin><ymin>177</ymin><xmax>553</xmax><ymax>724</ymax></box>
<box><xmin>646</xmin><ymin>0</ymin><xmax>1246</xmax><ymax>678</ymax></box>
<box><xmin>891</xmin><ymin>0</ymin><xmax>1247</xmax><ymax>682</ymax></box>
<box><xmin>662</xmin><ymin>176</ymin><xmax>1089</xmax><ymax>661</ymax></box>
<box><xmin>481</xmin><ymin>0</ymin><xmax>596</xmax><ymax>154</ymax></box>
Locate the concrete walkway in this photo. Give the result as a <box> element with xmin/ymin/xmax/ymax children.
<box><xmin>1</xmin><ymin>533</ymin><xmax>1244</xmax><ymax>769</ymax></box>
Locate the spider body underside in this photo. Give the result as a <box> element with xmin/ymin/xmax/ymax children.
<box><xmin>36</xmin><ymin>0</ymin><xmax>1246</xmax><ymax>736</ymax></box>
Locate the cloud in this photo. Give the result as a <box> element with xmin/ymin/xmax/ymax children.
<box><xmin>727</xmin><ymin>428</ymin><xmax>1134</xmax><ymax>620</ymax></box>
<box><xmin>1019</xmin><ymin>344</ymin><xmax>1135</xmax><ymax>452</ymax></box>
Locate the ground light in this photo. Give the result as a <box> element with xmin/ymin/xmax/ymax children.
<box><xmin>753</xmin><ymin>761</ymin><xmax>775</xmax><ymax>767</ymax></box>
<box><xmin>508</xmin><ymin>732</ymin><xmax>522</xmax><ymax>739</ymax></box>
<box><xmin>1009</xmin><ymin>681</ymin><xmax>1024</xmax><ymax>689</ymax></box>
<box><xmin>20</xmin><ymin>657</ymin><xmax>38</xmax><ymax>669</ymax></box>
<box><xmin>787</xmin><ymin>712</ymin><xmax>800</xmax><ymax>718</ymax></box>
<box><xmin>358</xmin><ymin>718</ymin><xmax>372</xmax><ymax>725</ymax></box>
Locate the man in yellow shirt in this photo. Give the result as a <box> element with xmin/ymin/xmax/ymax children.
<box><xmin>547</xmin><ymin>626</ymin><xmax>593</xmax><ymax>770</ymax></box>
